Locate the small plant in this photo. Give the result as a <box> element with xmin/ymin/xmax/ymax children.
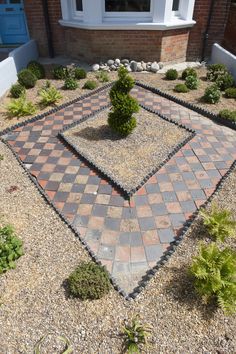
<box><xmin>0</xmin><ymin>154</ymin><xmax>4</xmax><ymax>161</ymax></box>
<box><xmin>7</xmin><ymin>95</ymin><xmax>37</xmax><ymax>117</ymax></box>
<box><xmin>52</xmin><ymin>65</ymin><xmax>70</xmax><ymax>80</ymax></box>
<box><xmin>225</xmin><ymin>87</ymin><xmax>236</xmax><ymax>98</ymax></box>
<box><xmin>206</xmin><ymin>63</ymin><xmax>228</xmax><ymax>82</ymax></box>
<box><xmin>34</xmin><ymin>333</ymin><xmax>72</xmax><ymax>354</ymax></box>
<box><xmin>96</xmin><ymin>70</ymin><xmax>110</xmax><ymax>83</ymax></box>
<box><xmin>108</xmin><ymin>66</ymin><xmax>139</xmax><ymax>136</ymax></box>
<box><xmin>190</xmin><ymin>242</ymin><xmax>236</xmax><ymax>314</ymax></box>
<box><xmin>200</xmin><ymin>205</ymin><xmax>236</xmax><ymax>242</ymax></box>
<box><xmin>181</xmin><ymin>67</ymin><xmax>197</xmax><ymax>80</ymax></box>
<box><xmin>83</xmin><ymin>80</ymin><xmax>98</xmax><ymax>90</ymax></box>
<box><xmin>185</xmin><ymin>75</ymin><xmax>199</xmax><ymax>90</ymax></box>
<box><xmin>63</xmin><ymin>77</ymin><xmax>78</xmax><ymax>90</ymax></box>
<box><xmin>165</xmin><ymin>68</ymin><xmax>178</xmax><ymax>80</ymax></box>
<box><xmin>216</xmin><ymin>73</ymin><xmax>234</xmax><ymax>91</ymax></box>
<box><xmin>174</xmin><ymin>83</ymin><xmax>189</xmax><ymax>93</ymax></box>
<box><xmin>203</xmin><ymin>84</ymin><xmax>221</xmax><ymax>103</ymax></box>
<box><xmin>74</xmin><ymin>67</ymin><xmax>87</xmax><ymax>80</ymax></box>
<box><xmin>68</xmin><ymin>261</ymin><xmax>111</xmax><ymax>300</ymax></box>
<box><xmin>39</xmin><ymin>85</ymin><xmax>62</xmax><ymax>106</ymax></box>
<box><xmin>219</xmin><ymin>109</ymin><xmax>236</xmax><ymax>122</ymax></box>
<box><xmin>0</xmin><ymin>225</ymin><xmax>23</xmax><ymax>274</ymax></box>
<box><xmin>27</xmin><ymin>60</ymin><xmax>45</xmax><ymax>79</ymax></box>
<box><xmin>18</xmin><ymin>69</ymin><xmax>37</xmax><ymax>88</ymax></box>
<box><xmin>122</xmin><ymin>316</ymin><xmax>152</xmax><ymax>354</ymax></box>
<box><xmin>10</xmin><ymin>83</ymin><xmax>26</xmax><ymax>98</ymax></box>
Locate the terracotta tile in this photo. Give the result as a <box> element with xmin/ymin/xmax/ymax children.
<box><xmin>136</xmin><ymin>205</ymin><xmax>152</xmax><ymax>217</ymax></box>
<box><xmin>77</xmin><ymin>204</ymin><xmax>93</xmax><ymax>216</ymax></box>
<box><xmin>101</xmin><ymin>230</ymin><xmax>119</xmax><ymax>245</ymax></box>
<box><xmin>155</xmin><ymin>215</ymin><xmax>171</xmax><ymax>228</ymax></box>
<box><xmin>176</xmin><ymin>191</ymin><xmax>192</xmax><ymax>202</ymax></box>
<box><xmin>115</xmin><ymin>245</ymin><xmax>130</xmax><ymax>262</ymax></box>
<box><xmin>142</xmin><ymin>230</ymin><xmax>160</xmax><ymax>245</ymax></box>
<box><xmin>120</xmin><ymin>219</ymin><xmax>140</xmax><ymax>232</ymax></box>
<box><xmin>148</xmin><ymin>193</ymin><xmax>163</xmax><ymax>204</ymax></box>
<box><xmin>88</xmin><ymin>216</ymin><xmax>104</xmax><ymax>230</ymax></box>
<box><xmin>95</xmin><ymin>194</ymin><xmax>110</xmax><ymax>205</ymax></box>
<box><xmin>107</xmin><ymin>206</ymin><xmax>123</xmax><ymax>218</ymax></box>
<box><xmin>159</xmin><ymin>182</ymin><xmax>174</xmax><ymax>192</ymax></box>
<box><xmin>166</xmin><ymin>202</ymin><xmax>182</xmax><ymax>214</ymax></box>
<box><xmin>131</xmin><ymin>246</ymin><xmax>146</xmax><ymax>262</ymax></box>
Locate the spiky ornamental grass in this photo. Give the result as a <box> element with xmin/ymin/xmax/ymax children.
<box><xmin>122</xmin><ymin>316</ymin><xmax>152</xmax><ymax>354</ymax></box>
<box><xmin>190</xmin><ymin>242</ymin><xmax>236</xmax><ymax>314</ymax></box>
<box><xmin>200</xmin><ymin>204</ymin><xmax>236</xmax><ymax>242</ymax></box>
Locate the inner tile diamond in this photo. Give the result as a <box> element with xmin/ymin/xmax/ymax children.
<box><xmin>60</xmin><ymin>106</ymin><xmax>193</xmax><ymax>195</ymax></box>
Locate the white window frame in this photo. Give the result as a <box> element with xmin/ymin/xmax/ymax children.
<box><xmin>59</xmin><ymin>0</ymin><xmax>196</xmax><ymax>30</ymax></box>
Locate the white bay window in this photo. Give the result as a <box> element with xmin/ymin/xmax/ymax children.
<box><xmin>59</xmin><ymin>0</ymin><xmax>196</xmax><ymax>29</ymax></box>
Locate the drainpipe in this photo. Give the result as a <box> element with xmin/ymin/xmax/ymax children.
<box><xmin>41</xmin><ymin>0</ymin><xmax>54</xmax><ymax>58</ymax></box>
<box><xmin>201</xmin><ymin>0</ymin><xmax>216</xmax><ymax>62</ymax></box>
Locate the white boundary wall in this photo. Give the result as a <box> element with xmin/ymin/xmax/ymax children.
<box><xmin>211</xmin><ymin>43</ymin><xmax>236</xmax><ymax>80</ymax></box>
<box><xmin>0</xmin><ymin>40</ymin><xmax>38</xmax><ymax>97</ymax></box>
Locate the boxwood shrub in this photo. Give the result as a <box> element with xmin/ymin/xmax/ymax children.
<box><xmin>165</xmin><ymin>69</ymin><xmax>178</xmax><ymax>80</ymax></box>
<box><xmin>225</xmin><ymin>87</ymin><xmax>236</xmax><ymax>98</ymax></box>
<box><xmin>216</xmin><ymin>73</ymin><xmax>234</xmax><ymax>91</ymax></box>
<box><xmin>27</xmin><ymin>60</ymin><xmax>45</xmax><ymax>79</ymax></box>
<box><xmin>219</xmin><ymin>109</ymin><xmax>236</xmax><ymax>122</ymax></box>
<box><xmin>74</xmin><ymin>67</ymin><xmax>87</xmax><ymax>80</ymax></box>
<box><xmin>18</xmin><ymin>69</ymin><xmax>37</xmax><ymax>88</ymax></box>
<box><xmin>10</xmin><ymin>83</ymin><xmax>26</xmax><ymax>98</ymax></box>
<box><xmin>181</xmin><ymin>67</ymin><xmax>197</xmax><ymax>80</ymax></box>
<box><xmin>174</xmin><ymin>83</ymin><xmax>189</xmax><ymax>93</ymax></box>
<box><xmin>203</xmin><ymin>84</ymin><xmax>221</xmax><ymax>104</ymax></box>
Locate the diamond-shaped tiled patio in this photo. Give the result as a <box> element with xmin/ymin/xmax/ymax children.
<box><xmin>2</xmin><ymin>84</ymin><xmax>236</xmax><ymax>296</ymax></box>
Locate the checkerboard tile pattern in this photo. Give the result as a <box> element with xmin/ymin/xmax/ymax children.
<box><xmin>3</xmin><ymin>85</ymin><xmax>236</xmax><ymax>295</ymax></box>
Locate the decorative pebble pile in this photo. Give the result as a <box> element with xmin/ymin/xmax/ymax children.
<box><xmin>92</xmin><ymin>59</ymin><xmax>164</xmax><ymax>73</ymax></box>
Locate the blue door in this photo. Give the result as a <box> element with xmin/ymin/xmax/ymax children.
<box><xmin>0</xmin><ymin>0</ymin><xmax>29</xmax><ymax>44</ymax></box>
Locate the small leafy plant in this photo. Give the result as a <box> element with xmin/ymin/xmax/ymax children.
<box><xmin>181</xmin><ymin>67</ymin><xmax>197</xmax><ymax>80</ymax></box>
<box><xmin>83</xmin><ymin>80</ymin><xmax>98</xmax><ymax>90</ymax></box>
<box><xmin>0</xmin><ymin>225</ymin><xmax>23</xmax><ymax>274</ymax></box>
<box><xmin>207</xmin><ymin>63</ymin><xmax>228</xmax><ymax>82</ymax></box>
<box><xmin>27</xmin><ymin>60</ymin><xmax>45</xmax><ymax>79</ymax></box>
<box><xmin>165</xmin><ymin>68</ymin><xmax>178</xmax><ymax>80</ymax></box>
<box><xmin>219</xmin><ymin>109</ymin><xmax>236</xmax><ymax>122</ymax></box>
<box><xmin>68</xmin><ymin>261</ymin><xmax>111</xmax><ymax>300</ymax></box>
<box><xmin>10</xmin><ymin>83</ymin><xmax>26</xmax><ymax>98</ymax></box>
<box><xmin>200</xmin><ymin>205</ymin><xmax>236</xmax><ymax>242</ymax></box>
<box><xmin>216</xmin><ymin>73</ymin><xmax>234</xmax><ymax>91</ymax></box>
<box><xmin>18</xmin><ymin>69</ymin><xmax>37</xmax><ymax>88</ymax></box>
<box><xmin>122</xmin><ymin>316</ymin><xmax>152</xmax><ymax>354</ymax></box>
<box><xmin>185</xmin><ymin>75</ymin><xmax>199</xmax><ymax>90</ymax></box>
<box><xmin>39</xmin><ymin>85</ymin><xmax>62</xmax><ymax>106</ymax></box>
<box><xmin>190</xmin><ymin>242</ymin><xmax>236</xmax><ymax>314</ymax></box>
<box><xmin>7</xmin><ymin>95</ymin><xmax>37</xmax><ymax>117</ymax></box>
<box><xmin>52</xmin><ymin>65</ymin><xmax>70</xmax><ymax>80</ymax></box>
<box><xmin>74</xmin><ymin>67</ymin><xmax>87</xmax><ymax>80</ymax></box>
<box><xmin>174</xmin><ymin>83</ymin><xmax>189</xmax><ymax>93</ymax></box>
<box><xmin>96</xmin><ymin>70</ymin><xmax>110</xmax><ymax>83</ymax></box>
<box><xmin>63</xmin><ymin>77</ymin><xmax>78</xmax><ymax>90</ymax></box>
<box><xmin>203</xmin><ymin>84</ymin><xmax>221</xmax><ymax>103</ymax></box>
<box><xmin>225</xmin><ymin>87</ymin><xmax>236</xmax><ymax>98</ymax></box>
<box><xmin>0</xmin><ymin>154</ymin><xmax>4</xmax><ymax>161</ymax></box>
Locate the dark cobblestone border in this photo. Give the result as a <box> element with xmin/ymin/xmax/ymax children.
<box><xmin>59</xmin><ymin>102</ymin><xmax>196</xmax><ymax>198</ymax></box>
<box><xmin>0</xmin><ymin>82</ymin><xmax>235</xmax><ymax>300</ymax></box>
<box><xmin>136</xmin><ymin>81</ymin><xmax>236</xmax><ymax>131</ymax></box>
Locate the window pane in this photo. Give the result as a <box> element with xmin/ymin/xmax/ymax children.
<box><xmin>172</xmin><ymin>0</ymin><xmax>180</xmax><ymax>11</ymax></box>
<box><xmin>76</xmin><ymin>0</ymin><xmax>83</xmax><ymax>11</ymax></box>
<box><xmin>105</xmin><ymin>0</ymin><xmax>151</xmax><ymax>12</ymax></box>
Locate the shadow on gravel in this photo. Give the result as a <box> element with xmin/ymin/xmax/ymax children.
<box><xmin>73</xmin><ymin>125</ymin><xmax>123</xmax><ymax>141</ymax></box>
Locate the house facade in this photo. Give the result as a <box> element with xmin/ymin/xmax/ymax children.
<box><xmin>0</xmin><ymin>0</ymin><xmax>231</xmax><ymax>63</ymax></box>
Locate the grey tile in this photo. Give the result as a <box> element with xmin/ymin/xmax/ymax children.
<box><xmin>180</xmin><ymin>201</ymin><xmax>196</xmax><ymax>212</ymax></box>
<box><xmin>113</xmin><ymin>262</ymin><xmax>130</xmax><ymax>273</ymax></box>
<box><xmin>145</xmin><ymin>245</ymin><xmax>163</xmax><ymax>262</ymax></box>
<box><xmin>158</xmin><ymin>229</ymin><xmax>175</xmax><ymax>243</ymax></box>
<box><xmin>198</xmin><ymin>179</ymin><xmax>214</xmax><ymax>189</ymax></box>
<box><xmin>130</xmin><ymin>262</ymin><xmax>148</xmax><ymax>273</ymax></box>
<box><xmin>62</xmin><ymin>174</ymin><xmax>76</xmax><ymax>183</ymax></box>
<box><xmin>156</xmin><ymin>174</ymin><xmax>170</xmax><ymax>182</ymax></box>
<box><xmin>146</xmin><ymin>184</ymin><xmax>160</xmax><ymax>193</ymax></box>
<box><xmin>189</xmin><ymin>163</ymin><xmax>204</xmax><ymax>172</ymax></box>
<box><xmin>98</xmin><ymin>244</ymin><xmax>115</xmax><ymax>260</ymax></box>
<box><xmin>73</xmin><ymin>215</ymin><xmax>89</xmax><ymax>227</ymax></box>
<box><xmin>151</xmin><ymin>203</ymin><xmax>168</xmax><ymax>216</ymax></box>
<box><xmin>88</xmin><ymin>175</ymin><xmax>101</xmax><ymax>184</ymax></box>
<box><xmin>105</xmin><ymin>218</ymin><xmax>121</xmax><ymax>231</ymax></box>
<box><xmin>63</xmin><ymin>202</ymin><xmax>78</xmax><ymax>214</ymax></box>
<box><xmin>119</xmin><ymin>232</ymin><xmax>131</xmax><ymax>245</ymax></box>
<box><xmin>162</xmin><ymin>191</ymin><xmax>177</xmax><ymax>202</ymax></box>
<box><xmin>80</xmin><ymin>193</ymin><xmax>96</xmax><ymax>204</ymax></box>
<box><xmin>92</xmin><ymin>204</ymin><xmax>108</xmax><ymax>217</ymax></box>
<box><xmin>122</xmin><ymin>207</ymin><xmax>137</xmax><ymax>219</ymax></box>
<box><xmin>207</xmin><ymin>170</ymin><xmax>221</xmax><ymax>178</ymax></box>
<box><xmin>85</xmin><ymin>229</ymin><xmax>102</xmax><ymax>242</ymax></box>
<box><xmin>190</xmin><ymin>189</ymin><xmax>206</xmax><ymax>200</ymax></box>
<box><xmin>169</xmin><ymin>213</ymin><xmax>186</xmax><ymax>228</ymax></box>
<box><xmin>172</xmin><ymin>181</ymin><xmax>187</xmax><ymax>192</ymax></box>
<box><xmin>78</xmin><ymin>167</ymin><xmax>90</xmax><ymax>175</ymax></box>
<box><xmin>182</xmin><ymin>172</ymin><xmax>195</xmax><ymax>180</ymax></box>
<box><xmin>110</xmin><ymin>195</ymin><xmax>124</xmax><ymax>206</ymax></box>
<box><xmin>139</xmin><ymin>217</ymin><xmax>156</xmax><ymax>231</ymax></box>
<box><xmin>98</xmin><ymin>184</ymin><xmax>113</xmax><ymax>194</ymax></box>
<box><xmin>71</xmin><ymin>184</ymin><xmax>85</xmax><ymax>193</ymax></box>
<box><xmin>134</xmin><ymin>195</ymin><xmax>148</xmax><ymax>206</ymax></box>
<box><xmin>130</xmin><ymin>232</ymin><xmax>143</xmax><ymax>246</ymax></box>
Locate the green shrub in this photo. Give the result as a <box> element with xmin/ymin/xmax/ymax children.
<box><xmin>225</xmin><ymin>87</ymin><xmax>236</xmax><ymax>98</ymax></box>
<box><xmin>63</xmin><ymin>77</ymin><xmax>78</xmax><ymax>90</ymax></box>
<box><xmin>219</xmin><ymin>109</ymin><xmax>236</xmax><ymax>122</ymax></box>
<box><xmin>207</xmin><ymin>63</ymin><xmax>228</xmax><ymax>82</ymax></box>
<box><xmin>190</xmin><ymin>242</ymin><xmax>236</xmax><ymax>314</ymax></box>
<box><xmin>0</xmin><ymin>225</ymin><xmax>23</xmax><ymax>274</ymax></box>
<box><xmin>200</xmin><ymin>205</ymin><xmax>236</xmax><ymax>242</ymax></box>
<box><xmin>39</xmin><ymin>85</ymin><xmax>62</xmax><ymax>106</ymax></box>
<box><xmin>165</xmin><ymin>68</ymin><xmax>178</xmax><ymax>80</ymax></box>
<box><xmin>216</xmin><ymin>73</ymin><xmax>234</xmax><ymax>91</ymax></box>
<box><xmin>96</xmin><ymin>71</ymin><xmax>110</xmax><ymax>83</ymax></box>
<box><xmin>0</xmin><ymin>154</ymin><xmax>3</xmax><ymax>161</ymax></box>
<box><xmin>122</xmin><ymin>316</ymin><xmax>152</xmax><ymax>354</ymax></box>
<box><xmin>68</xmin><ymin>262</ymin><xmax>111</xmax><ymax>300</ymax></box>
<box><xmin>174</xmin><ymin>83</ymin><xmax>189</xmax><ymax>93</ymax></box>
<box><xmin>108</xmin><ymin>67</ymin><xmax>139</xmax><ymax>136</ymax></box>
<box><xmin>203</xmin><ymin>84</ymin><xmax>221</xmax><ymax>104</ymax></box>
<box><xmin>181</xmin><ymin>67</ymin><xmax>197</xmax><ymax>80</ymax></box>
<box><xmin>52</xmin><ymin>65</ymin><xmax>70</xmax><ymax>80</ymax></box>
<box><xmin>10</xmin><ymin>83</ymin><xmax>26</xmax><ymax>98</ymax></box>
<box><xmin>27</xmin><ymin>60</ymin><xmax>45</xmax><ymax>79</ymax></box>
<box><xmin>74</xmin><ymin>67</ymin><xmax>87</xmax><ymax>80</ymax></box>
<box><xmin>18</xmin><ymin>69</ymin><xmax>37</xmax><ymax>88</ymax></box>
<box><xmin>7</xmin><ymin>95</ymin><xmax>37</xmax><ymax>117</ymax></box>
<box><xmin>83</xmin><ymin>80</ymin><xmax>97</xmax><ymax>90</ymax></box>
<box><xmin>185</xmin><ymin>75</ymin><xmax>199</xmax><ymax>90</ymax></box>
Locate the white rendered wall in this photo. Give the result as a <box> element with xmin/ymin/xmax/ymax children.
<box><xmin>0</xmin><ymin>57</ymin><xmax>17</xmax><ymax>97</ymax></box>
<box><xmin>211</xmin><ymin>43</ymin><xmax>236</xmax><ymax>80</ymax></box>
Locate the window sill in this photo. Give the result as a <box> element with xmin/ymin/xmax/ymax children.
<box><xmin>59</xmin><ymin>19</ymin><xmax>196</xmax><ymax>31</ymax></box>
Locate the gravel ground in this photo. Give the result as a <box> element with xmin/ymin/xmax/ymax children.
<box><xmin>0</xmin><ymin>139</ymin><xmax>235</xmax><ymax>353</ymax></box>
<box><xmin>63</xmin><ymin>107</ymin><xmax>190</xmax><ymax>192</ymax></box>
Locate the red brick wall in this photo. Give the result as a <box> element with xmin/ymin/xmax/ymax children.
<box><xmin>223</xmin><ymin>3</ymin><xmax>236</xmax><ymax>55</ymax></box>
<box><xmin>187</xmin><ymin>0</ymin><xmax>231</xmax><ymax>61</ymax></box>
<box><xmin>24</xmin><ymin>0</ymin><xmax>230</xmax><ymax>63</ymax></box>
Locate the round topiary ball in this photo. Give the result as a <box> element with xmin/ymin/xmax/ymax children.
<box><xmin>174</xmin><ymin>83</ymin><xmax>189</xmax><ymax>93</ymax></box>
<box><xmin>27</xmin><ymin>60</ymin><xmax>45</xmax><ymax>79</ymax></box>
<box><xmin>10</xmin><ymin>83</ymin><xmax>26</xmax><ymax>98</ymax></box>
<box><xmin>181</xmin><ymin>67</ymin><xmax>197</xmax><ymax>80</ymax></box>
<box><xmin>68</xmin><ymin>262</ymin><xmax>111</xmax><ymax>300</ymax></box>
<box><xmin>165</xmin><ymin>69</ymin><xmax>178</xmax><ymax>80</ymax></box>
<box><xmin>18</xmin><ymin>69</ymin><xmax>37</xmax><ymax>88</ymax></box>
<box><xmin>74</xmin><ymin>67</ymin><xmax>87</xmax><ymax>80</ymax></box>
